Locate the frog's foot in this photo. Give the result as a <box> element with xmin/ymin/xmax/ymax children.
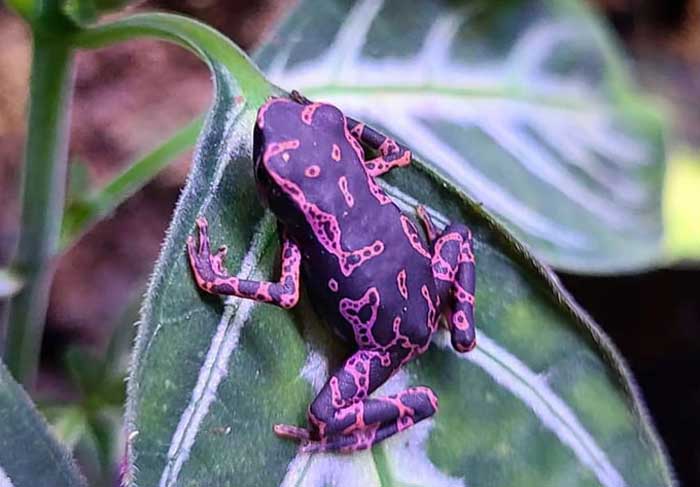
<box><xmin>187</xmin><ymin>217</ymin><xmax>226</xmax><ymax>287</ymax></box>
<box><xmin>287</xmin><ymin>350</ymin><xmax>439</xmax><ymax>453</ymax></box>
<box><xmin>432</xmin><ymin>223</ymin><xmax>477</xmax><ymax>353</ymax></box>
<box><xmin>297</xmin><ymin>388</ymin><xmax>438</xmax><ymax>453</ymax></box>
<box><xmin>345</xmin><ymin>118</ymin><xmax>412</xmax><ymax>177</ymax></box>
<box><xmin>211</xmin><ymin>245</ymin><xmax>228</xmax><ymax>275</ymax></box>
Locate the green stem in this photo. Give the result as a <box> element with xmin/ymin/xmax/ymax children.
<box><xmin>70</xmin><ymin>13</ymin><xmax>271</xmax><ymax>104</ymax></box>
<box><xmin>3</xmin><ymin>35</ymin><xmax>75</xmax><ymax>388</ymax></box>
<box><xmin>60</xmin><ymin>116</ymin><xmax>204</xmax><ymax>250</ymax></box>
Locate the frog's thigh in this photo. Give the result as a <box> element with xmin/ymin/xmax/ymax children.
<box><xmin>307</xmin><ymin>349</ymin><xmax>437</xmax><ymax>439</ymax></box>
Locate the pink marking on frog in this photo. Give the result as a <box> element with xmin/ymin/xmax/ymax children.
<box><xmin>349</xmin><ymin>122</ymin><xmax>365</xmax><ymax>139</ymax></box>
<box><xmin>301</xmin><ymin>103</ymin><xmax>321</xmax><ymax>125</ymax></box>
<box><xmin>328</xmin><ymin>278</ymin><xmax>339</xmax><ymax>292</ymax></box>
<box><xmin>452</xmin><ymin>310</ymin><xmax>471</xmax><ymax>331</ymax></box>
<box><xmin>340</xmin><ymin>402</ymin><xmax>366</xmax><ymax>435</ymax></box>
<box><xmin>264</xmin><ymin>168</ymin><xmax>384</xmax><ymax>276</ymax></box>
<box><xmin>263</xmin><ymin>139</ymin><xmax>300</xmax><ymax>163</ymax></box>
<box><xmin>385</xmin><ymin>392</ymin><xmax>416</xmax><ymax>432</ymax></box>
<box><xmin>304</xmin><ymin>165</ymin><xmax>321</xmax><ymax>178</ymax></box>
<box><xmin>421</xmin><ymin>284</ymin><xmax>438</xmax><ymax>335</ymax></box>
<box><xmin>346</xmin><ymin>423</ymin><xmax>380</xmax><ymax>453</ymax></box>
<box><xmin>396</xmin><ymin>268</ymin><xmax>408</xmax><ymax>300</ymax></box>
<box><xmin>380</xmin><ymin>138</ymin><xmax>400</xmax><ymax>155</ymax></box>
<box><xmin>366</xmin><ymin>172</ymin><xmax>393</xmax><ymax>205</ymax></box>
<box><xmin>453</xmin><ymin>281</ymin><xmax>475</xmax><ymax>304</ymax></box>
<box><xmin>256</xmin><ymin>97</ymin><xmax>283</xmax><ymax>128</ymax></box>
<box><xmin>338</xmin><ymin>176</ymin><xmax>355</xmax><ymax>208</ymax></box>
<box><xmin>342</xmin><ymin>117</ymin><xmax>365</xmax><ymax>161</ymax></box>
<box><xmin>340</xmin><ymin>287</ymin><xmax>381</xmax><ymax>347</ymax></box>
<box><xmin>400</xmin><ymin>215</ymin><xmax>432</xmax><ymax>260</ymax></box>
<box><xmin>332</xmin><ymin>144</ymin><xmax>342</xmax><ymax>161</ymax></box>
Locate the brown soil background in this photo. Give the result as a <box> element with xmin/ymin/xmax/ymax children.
<box><xmin>0</xmin><ymin>0</ymin><xmax>698</xmax><ymax>484</ymax></box>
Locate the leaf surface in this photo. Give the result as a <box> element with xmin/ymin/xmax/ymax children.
<box><xmin>0</xmin><ymin>361</ymin><xmax>85</xmax><ymax>487</ymax></box>
<box><xmin>257</xmin><ymin>0</ymin><xmax>666</xmax><ymax>273</ymax></box>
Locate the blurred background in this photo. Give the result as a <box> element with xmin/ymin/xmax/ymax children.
<box><xmin>0</xmin><ymin>0</ymin><xmax>698</xmax><ymax>485</ymax></box>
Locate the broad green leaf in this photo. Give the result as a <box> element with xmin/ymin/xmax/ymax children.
<box><xmin>102</xmin><ymin>11</ymin><xmax>673</xmax><ymax>487</ymax></box>
<box><xmin>663</xmin><ymin>148</ymin><xmax>700</xmax><ymax>262</ymax></box>
<box><xmin>257</xmin><ymin>0</ymin><xmax>667</xmax><ymax>273</ymax></box>
<box><xmin>0</xmin><ymin>360</ymin><xmax>85</xmax><ymax>487</ymax></box>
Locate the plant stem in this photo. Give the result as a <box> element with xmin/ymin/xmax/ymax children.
<box><xmin>3</xmin><ymin>35</ymin><xmax>75</xmax><ymax>388</ymax></box>
<box><xmin>60</xmin><ymin>116</ymin><xmax>204</xmax><ymax>250</ymax></box>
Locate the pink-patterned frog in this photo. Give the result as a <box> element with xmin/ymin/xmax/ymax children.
<box><xmin>187</xmin><ymin>92</ymin><xmax>476</xmax><ymax>453</ymax></box>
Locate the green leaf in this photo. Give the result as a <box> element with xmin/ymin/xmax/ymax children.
<box><xmin>47</xmin><ymin>405</ymin><xmax>89</xmax><ymax>450</ymax></box>
<box><xmin>114</xmin><ymin>10</ymin><xmax>672</xmax><ymax>487</ymax></box>
<box><xmin>663</xmin><ymin>148</ymin><xmax>700</xmax><ymax>262</ymax></box>
<box><xmin>257</xmin><ymin>0</ymin><xmax>667</xmax><ymax>273</ymax></box>
<box><xmin>0</xmin><ymin>360</ymin><xmax>86</xmax><ymax>487</ymax></box>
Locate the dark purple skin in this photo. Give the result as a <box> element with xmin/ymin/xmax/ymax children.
<box><xmin>187</xmin><ymin>92</ymin><xmax>476</xmax><ymax>453</ymax></box>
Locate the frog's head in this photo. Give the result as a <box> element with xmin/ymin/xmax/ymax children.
<box><xmin>253</xmin><ymin>97</ymin><xmax>352</xmax><ymax>226</ymax></box>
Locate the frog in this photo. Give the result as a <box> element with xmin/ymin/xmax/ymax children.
<box><xmin>186</xmin><ymin>91</ymin><xmax>476</xmax><ymax>453</ymax></box>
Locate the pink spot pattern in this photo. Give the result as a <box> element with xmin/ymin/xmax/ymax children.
<box><xmin>338</xmin><ymin>176</ymin><xmax>355</xmax><ymax>208</ymax></box>
<box><xmin>400</xmin><ymin>215</ymin><xmax>432</xmax><ymax>260</ymax></box>
<box><xmin>421</xmin><ymin>285</ymin><xmax>439</xmax><ymax>336</ymax></box>
<box><xmin>264</xmin><ymin>167</ymin><xmax>384</xmax><ymax>277</ymax></box>
<box><xmin>263</xmin><ymin>139</ymin><xmax>300</xmax><ymax>163</ymax></box>
<box><xmin>340</xmin><ymin>287</ymin><xmax>381</xmax><ymax>347</ymax></box>
<box><xmin>452</xmin><ymin>310</ymin><xmax>471</xmax><ymax>331</ymax></box>
<box><xmin>366</xmin><ymin>172</ymin><xmax>393</xmax><ymax>205</ymax></box>
<box><xmin>396</xmin><ymin>269</ymin><xmax>408</xmax><ymax>300</ymax></box>
<box><xmin>304</xmin><ymin>165</ymin><xmax>321</xmax><ymax>178</ymax></box>
<box><xmin>301</xmin><ymin>103</ymin><xmax>321</xmax><ymax>125</ymax></box>
<box><xmin>453</xmin><ymin>281</ymin><xmax>475</xmax><ymax>305</ymax></box>
<box><xmin>331</xmin><ymin>144</ymin><xmax>342</xmax><ymax>161</ymax></box>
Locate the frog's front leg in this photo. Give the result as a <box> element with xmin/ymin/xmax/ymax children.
<box><xmin>187</xmin><ymin>217</ymin><xmax>301</xmax><ymax>309</ymax></box>
<box><xmin>346</xmin><ymin>118</ymin><xmax>412</xmax><ymax>176</ymax></box>
<box><xmin>275</xmin><ymin>349</ymin><xmax>438</xmax><ymax>453</ymax></box>
<box><xmin>428</xmin><ymin>217</ymin><xmax>477</xmax><ymax>352</ymax></box>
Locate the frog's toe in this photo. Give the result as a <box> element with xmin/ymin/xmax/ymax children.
<box><xmin>299</xmin><ymin>439</ymin><xmax>326</xmax><ymax>454</ymax></box>
<box><xmin>211</xmin><ymin>246</ymin><xmax>228</xmax><ymax>274</ymax></box>
<box><xmin>274</xmin><ymin>423</ymin><xmax>310</xmax><ymax>441</ymax></box>
<box><xmin>195</xmin><ymin>216</ymin><xmax>208</xmax><ymax>229</ymax></box>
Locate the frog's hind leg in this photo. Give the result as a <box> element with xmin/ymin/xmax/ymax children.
<box><xmin>432</xmin><ymin>223</ymin><xmax>477</xmax><ymax>353</ymax></box>
<box><xmin>345</xmin><ymin>118</ymin><xmax>412</xmax><ymax>176</ymax></box>
<box><xmin>274</xmin><ymin>349</ymin><xmax>438</xmax><ymax>453</ymax></box>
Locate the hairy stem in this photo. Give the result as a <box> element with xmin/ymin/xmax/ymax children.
<box><xmin>3</xmin><ymin>35</ymin><xmax>75</xmax><ymax>388</ymax></box>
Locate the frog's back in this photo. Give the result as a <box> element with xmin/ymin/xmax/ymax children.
<box><xmin>255</xmin><ymin>98</ymin><xmax>438</xmax><ymax>349</ymax></box>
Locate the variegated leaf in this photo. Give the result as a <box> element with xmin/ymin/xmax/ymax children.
<box><xmin>257</xmin><ymin>0</ymin><xmax>666</xmax><ymax>273</ymax></box>
<box><xmin>87</xmin><ymin>7</ymin><xmax>675</xmax><ymax>487</ymax></box>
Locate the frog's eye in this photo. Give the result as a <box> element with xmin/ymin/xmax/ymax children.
<box><xmin>304</xmin><ymin>165</ymin><xmax>321</xmax><ymax>178</ymax></box>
